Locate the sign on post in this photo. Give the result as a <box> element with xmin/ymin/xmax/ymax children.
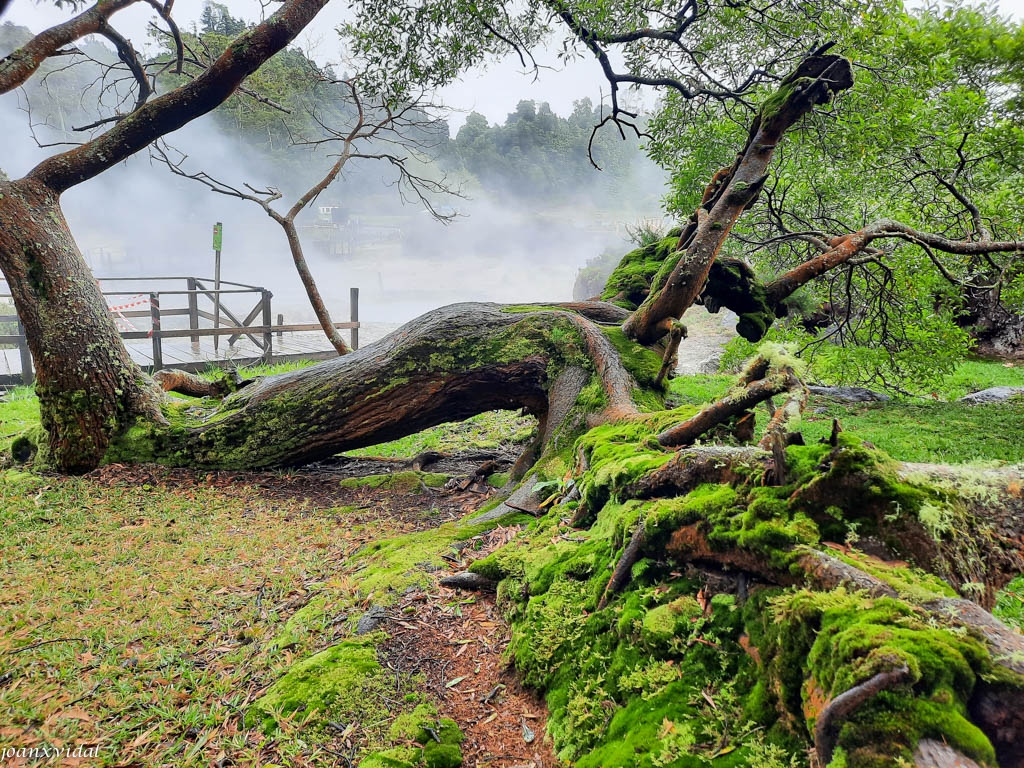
<box><xmin>213</xmin><ymin>222</ymin><xmax>223</xmax><ymax>350</ymax></box>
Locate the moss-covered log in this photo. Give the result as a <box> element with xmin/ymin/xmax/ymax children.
<box><xmin>464</xmin><ymin>423</ymin><xmax>1024</xmax><ymax>768</ymax></box>
<box><xmin>103</xmin><ymin>302</ymin><xmax>650</xmax><ymax>469</ymax></box>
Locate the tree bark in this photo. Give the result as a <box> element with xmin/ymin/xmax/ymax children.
<box><xmin>105</xmin><ymin>303</ymin><xmax>635</xmax><ymax>469</ymax></box>
<box><xmin>278</xmin><ymin>217</ymin><xmax>350</xmax><ymax>355</ymax></box>
<box><xmin>0</xmin><ymin>179</ymin><xmax>163</xmax><ymax>471</ymax></box>
<box><xmin>622</xmin><ymin>55</ymin><xmax>854</xmax><ymax>345</ymax></box>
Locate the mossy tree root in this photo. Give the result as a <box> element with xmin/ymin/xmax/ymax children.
<box><xmin>814</xmin><ymin>664</ymin><xmax>913</xmax><ymax>765</ymax></box>
<box><xmin>597</xmin><ymin>453</ymin><xmax>1024</xmax><ymax>763</ymax></box>
<box><xmin>597</xmin><ymin>521</ymin><xmax>646</xmax><ymax>610</ymax></box>
<box><xmin>601</xmin><ymin>443</ymin><xmax>1024</xmax><ymax>764</ymax></box>
<box><xmin>654</xmin><ymin>321</ymin><xmax>685</xmax><ymax>387</ymax></box>
<box><xmin>657</xmin><ymin>352</ymin><xmax>804</xmax><ymax>449</ymax></box>
<box><xmin>626</xmin><ymin>443</ymin><xmax>1024</xmax><ymax>600</ymax></box>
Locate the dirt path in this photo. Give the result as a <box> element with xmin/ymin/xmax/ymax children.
<box><xmin>381</xmin><ymin>583</ymin><xmax>560</xmax><ymax>768</ymax></box>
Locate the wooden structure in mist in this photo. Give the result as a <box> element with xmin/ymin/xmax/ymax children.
<box><xmin>0</xmin><ymin>277</ymin><xmax>359</xmax><ymax>386</ymax></box>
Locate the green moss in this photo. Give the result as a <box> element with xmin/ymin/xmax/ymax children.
<box><xmin>246</xmin><ymin>638</ymin><xmax>391</xmax><ymax>733</ymax></box>
<box><xmin>641</xmin><ymin>596</ymin><xmax>703</xmax><ymax>645</ymax></box>
<box><xmin>757</xmin><ymin>588</ymin><xmax>999</xmax><ymax>766</ymax></box>
<box><xmin>832</xmin><ymin>550</ymin><xmax>959</xmax><ymax>601</ymax></box>
<box><xmin>574</xmin><ymin>379</ymin><xmax>609</xmax><ymax>413</ymax></box>
<box><xmin>600</xmin><ymin>235</ymin><xmax>681</xmax><ymax>310</ymax></box>
<box><xmin>349</xmin><ymin>503</ymin><xmax>530</xmax><ymax>602</ymax></box>
<box><xmin>600</xmin><ymin>326</ymin><xmax>665</xmax><ymax>391</ymax></box>
<box><xmin>422</xmin><ymin>743</ymin><xmax>462</xmax><ymax>768</ymax></box>
<box><xmin>758</xmin><ymin>78</ymin><xmax>810</xmax><ymax>122</ymax></box>
<box><xmin>359</xmin><ymin>748</ymin><xmax>424</xmax><ymax>768</ymax></box>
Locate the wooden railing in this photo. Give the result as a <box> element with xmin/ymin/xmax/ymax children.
<box><xmin>0</xmin><ymin>277</ymin><xmax>359</xmax><ymax>386</ymax></box>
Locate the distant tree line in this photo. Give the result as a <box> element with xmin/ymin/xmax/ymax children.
<box><xmin>439</xmin><ymin>99</ymin><xmax>652</xmax><ymax>203</ymax></box>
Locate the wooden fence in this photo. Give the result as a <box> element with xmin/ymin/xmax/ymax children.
<box><xmin>0</xmin><ymin>277</ymin><xmax>359</xmax><ymax>386</ymax></box>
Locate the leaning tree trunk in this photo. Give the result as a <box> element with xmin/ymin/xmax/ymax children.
<box><xmin>0</xmin><ymin>178</ymin><xmax>162</xmax><ymax>472</ymax></box>
<box><xmin>622</xmin><ymin>54</ymin><xmax>854</xmax><ymax>345</ymax></box>
<box><xmin>0</xmin><ymin>0</ymin><xmax>329</xmax><ymax>472</ymax></box>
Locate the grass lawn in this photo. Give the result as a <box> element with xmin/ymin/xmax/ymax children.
<box><xmin>0</xmin><ymin>467</ymin><xmax>389</xmax><ymax>766</ymax></box>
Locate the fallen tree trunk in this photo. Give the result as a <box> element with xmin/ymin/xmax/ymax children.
<box><xmin>104</xmin><ymin>302</ymin><xmax>643</xmax><ymax>469</ymax></box>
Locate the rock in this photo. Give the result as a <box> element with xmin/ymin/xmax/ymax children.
<box><xmin>912</xmin><ymin>739</ymin><xmax>982</xmax><ymax>768</ymax></box>
<box><xmin>697</xmin><ymin>353</ymin><xmax>724</xmax><ymax>374</ymax></box>
<box><xmin>439</xmin><ymin>572</ymin><xmax>495</xmax><ymax>592</ymax></box>
<box><xmin>807</xmin><ymin>385</ymin><xmax>891</xmax><ymax>402</ymax></box>
<box><xmin>354</xmin><ymin>605</ymin><xmax>387</xmax><ymax>635</ymax></box>
<box><xmin>958</xmin><ymin>386</ymin><xmax>1024</xmax><ymax>404</ymax></box>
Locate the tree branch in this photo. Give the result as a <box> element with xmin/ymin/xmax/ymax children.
<box><xmin>27</xmin><ymin>0</ymin><xmax>329</xmax><ymax>193</ymax></box>
<box><xmin>0</xmin><ymin>0</ymin><xmax>140</xmax><ymax>94</ymax></box>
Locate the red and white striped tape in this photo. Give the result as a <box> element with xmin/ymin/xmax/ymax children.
<box><xmin>107</xmin><ymin>294</ymin><xmax>149</xmax><ymax>333</ymax></box>
<box><xmin>107</xmin><ymin>294</ymin><xmax>150</xmax><ymax>312</ymax></box>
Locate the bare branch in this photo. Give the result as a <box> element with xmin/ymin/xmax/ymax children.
<box><xmin>96</xmin><ymin>21</ymin><xmax>151</xmax><ymax>113</ymax></box>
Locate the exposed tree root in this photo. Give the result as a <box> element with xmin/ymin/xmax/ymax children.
<box><xmin>581</xmin><ymin>440</ymin><xmax>1024</xmax><ymax>765</ymax></box>
<box><xmin>439</xmin><ymin>572</ymin><xmax>496</xmax><ymax>592</ymax></box>
<box><xmin>658</xmin><ymin>352</ymin><xmax>805</xmax><ymax>449</ymax></box>
<box><xmin>657</xmin><ymin>375</ymin><xmax>790</xmax><ymax>447</ymax></box>
<box><xmin>654</xmin><ymin>321</ymin><xmax>685</xmax><ymax>387</ymax></box>
<box><xmin>559</xmin><ymin>311</ymin><xmax>639</xmax><ymax>419</ymax></box>
<box><xmin>814</xmin><ymin>664</ymin><xmax>913</xmax><ymax>764</ymax></box>
<box><xmin>597</xmin><ymin>522</ymin><xmax>646</xmax><ymax>610</ymax></box>
<box><xmin>153</xmin><ymin>369</ymin><xmax>251</xmax><ymax>398</ymax></box>
<box><xmin>757</xmin><ymin>375</ymin><xmax>807</xmax><ymax>452</ymax></box>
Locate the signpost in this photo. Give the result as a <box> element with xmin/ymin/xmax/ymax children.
<box><xmin>212</xmin><ymin>222</ymin><xmax>223</xmax><ymax>350</ymax></box>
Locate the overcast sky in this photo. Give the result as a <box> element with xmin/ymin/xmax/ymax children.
<box><xmin>0</xmin><ymin>0</ymin><xmax>614</xmax><ymax>130</ymax></box>
<box><xmin>8</xmin><ymin>0</ymin><xmax>1020</xmax><ymax>131</ymax></box>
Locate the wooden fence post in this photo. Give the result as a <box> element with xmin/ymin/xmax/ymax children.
<box><xmin>276</xmin><ymin>313</ymin><xmax>284</xmax><ymax>338</ymax></box>
<box><xmin>261</xmin><ymin>290</ymin><xmax>273</xmax><ymax>365</ymax></box>
<box><xmin>350</xmin><ymin>287</ymin><xmax>359</xmax><ymax>351</ymax></box>
<box><xmin>186</xmin><ymin>277</ymin><xmax>200</xmax><ymax>353</ymax></box>
<box><xmin>16</xmin><ymin>320</ymin><xmax>33</xmax><ymax>387</ymax></box>
<box><xmin>149</xmin><ymin>293</ymin><xmax>163</xmax><ymax>370</ymax></box>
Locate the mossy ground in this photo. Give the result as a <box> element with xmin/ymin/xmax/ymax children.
<box><xmin>466</xmin><ymin>418</ymin><xmax>1021</xmax><ymax>767</ymax></box>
